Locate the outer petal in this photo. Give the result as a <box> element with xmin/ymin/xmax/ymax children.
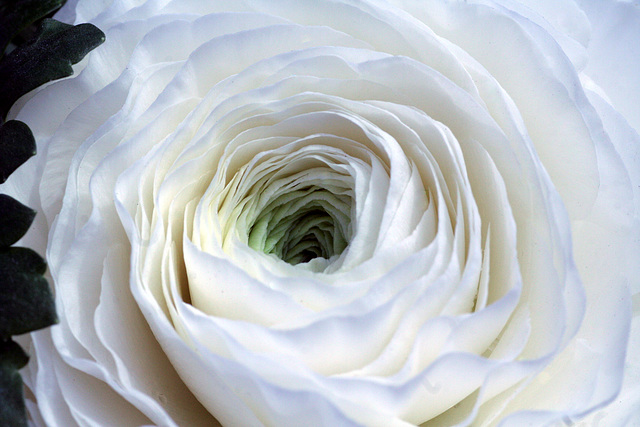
<box><xmin>574</xmin><ymin>84</ymin><xmax>640</xmax><ymax>426</ymax></box>
<box><xmin>577</xmin><ymin>0</ymin><xmax>640</xmax><ymax>133</ymax></box>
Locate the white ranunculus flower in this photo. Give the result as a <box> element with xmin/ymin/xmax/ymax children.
<box><xmin>4</xmin><ymin>0</ymin><xmax>639</xmax><ymax>425</ymax></box>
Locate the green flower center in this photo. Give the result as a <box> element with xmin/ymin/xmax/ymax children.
<box><xmin>216</xmin><ymin>141</ymin><xmax>357</xmax><ymax>269</ymax></box>
<box><xmin>247</xmin><ymin>187</ymin><xmax>350</xmax><ymax>265</ymax></box>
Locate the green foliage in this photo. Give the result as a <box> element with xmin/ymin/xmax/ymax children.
<box><xmin>0</xmin><ymin>194</ymin><xmax>36</xmax><ymax>248</ymax></box>
<box><xmin>0</xmin><ymin>18</ymin><xmax>105</xmax><ymax>119</ymax></box>
<box><xmin>0</xmin><ymin>121</ymin><xmax>52</xmax><ymax>425</ymax></box>
<box><xmin>0</xmin><ymin>340</ymin><xmax>29</xmax><ymax>427</ymax></box>
<box><xmin>0</xmin><ymin>0</ymin><xmax>65</xmax><ymax>54</ymax></box>
<box><xmin>0</xmin><ymin>247</ymin><xmax>56</xmax><ymax>339</ymax></box>
<box><xmin>0</xmin><ymin>1</ymin><xmax>105</xmax><ymax>424</ymax></box>
<box><xmin>0</xmin><ymin>120</ymin><xmax>36</xmax><ymax>183</ymax></box>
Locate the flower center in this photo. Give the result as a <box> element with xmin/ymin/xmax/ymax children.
<box><xmin>215</xmin><ymin>141</ymin><xmax>357</xmax><ymax>270</ymax></box>
<box><xmin>247</xmin><ymin>187</ymin><xmax>350</xmax><ymax>265</ymax></box>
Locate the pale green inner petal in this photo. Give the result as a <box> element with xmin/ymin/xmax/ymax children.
<box><xmin>215</xmin><ymin>137</ymin><xmax>360</xmax><ymax>267</ymax></box>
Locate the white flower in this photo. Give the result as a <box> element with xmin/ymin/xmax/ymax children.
<box><xmin>5</xmin><ymin>0</ymin><xmax>639</xmax><ymax>425</ymax></box>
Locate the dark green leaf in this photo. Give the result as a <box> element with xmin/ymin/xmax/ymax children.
<box><xmin>0</xmin><ymin>120</ymin><xmax>36</xmax><ymax>183</ymax></box>
<box><xmin>0</xmin><ymin>247</ymin><xmax>55</xmax><ymax>338</ymax></box>
<box><xmin>0</xmin><ymin>18</ymin><xmax>105</xmax><ymax>119</ymax></box>
<box><xmin>0</xmin><ymin>195</ymin><xmax>36</xmax><ymax>248</ymax></box>
<box><xmin>0</xmin><ymin>339</ymin><xmax>29</xmax><ymax>427</ymax></box>
<box><xmin>0</xmin><ymin>247</ymin><xmax>46</xmax><ymax>275</ymax></box>
<box><xmin>0</xmin><ymin>338</ymin><xmax>29</xmax><ymax>371</ymax></box>
<box><xmin>0</xmin><ymin>0</ymin><xmax>64</xmax><ymax>55</ymax></box>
